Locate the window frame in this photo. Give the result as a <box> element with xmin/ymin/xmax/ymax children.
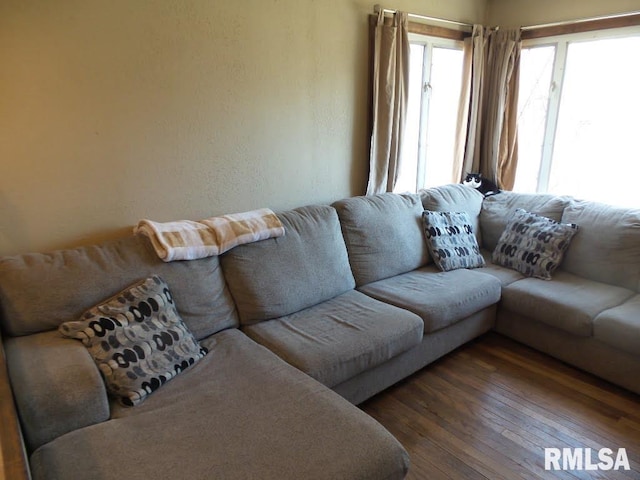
<box><xmin>404</xmin><ymin>33</ymin><xmax>464</xmax><ymax>192</ymax></box>
<box><xmin>520</xmin><ymin>25</ymin><xmax>640</xmax><ymax>193</ymax></box>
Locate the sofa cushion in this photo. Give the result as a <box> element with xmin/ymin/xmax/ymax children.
<box><xmin>333</xmin><ymin>193</ymin><xmax>429</xmax><ymax>286</ymax></box>
<box><xmin>0</xmin><ymin>235</ymin><xmax>238</xmax><ymax>339</ymax></box>
<box><xmin>480</xmin><ymin>192</ymin><xmax>571</xmax><ymax>251</ymax></box>
<box><xmin>422</xmin><ymin>211</ymin><xmax>485</xmax><ymax>271</ymax></box>
<box><xmin>59</xmin><ymin>276</ymin><xmax>208</xmax><ymax>407</ymax></box>
<box><xmin>593</xmin><ymin>295</ymin><xmax>640</xmax><ymax>356</ymax></box>
<box><xmin>501</xmin><ymin>271</ymin><xmax>635</xmax><ymax>336</ymax></box>
<box><xmin>242</xmin><ymin>290</ymin><xmax>423</xmax><ymax>388</ymax></box>
<box><xmin>560</xmin><ymin>200</ymin><xmax>640</xmax><ymax>291</ymax></box>
<box><xmin>31</xmin><ymin>329</ymin><xmax>410</xmax><ymax>480</ymax></box>
<box><xmin>479</xmin><ymin>250</ymin><xmax>525</xmax><ymax>286</ymax></box>
<box><xmin>492</xmin><ymin>209</ymin><xmax>578</xmax><ymax>280</ymax></box>
<box><xmin>5</xmin><ymin>330</ymin><xmax>109</xmax><ymax>452</ymax></box>
<box><xmin>220</xmin><ymin>205</ymin><xmax>355</xmax><ymax>326</ymax></box>
<box><xmin>359</xmin><ymin>266</ymin><xmax>501</xmax><ymax>333</ymax></box>
<box><xmin>420</xmin><ymin>183</ymin><xmax>484</xmax><ymax>244</ymax></box>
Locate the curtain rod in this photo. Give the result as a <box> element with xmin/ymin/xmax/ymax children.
<box><xmin>373</xmin><ymin>4</ymin><xmax>473</xmax><ymax>29</ymax></box>
<box><xmin>521</xmin><ymin>10</ymin><xmax>640</xmax><ymax>30</ymax></box>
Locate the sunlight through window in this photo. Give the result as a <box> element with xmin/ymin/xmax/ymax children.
<box><xmin>549</xmin><ymin>36</ymin><xmax>640</xmax><ymax>206</ymax></box>
<box><xmin>395</xmin><ymin>37</ymin><xmax>464</xmax><ymax>193</ymax></box>
<box><xmin>516</xmin><ymin>30</ymin><xmax>640</xmax><ymax>207</ymax></box>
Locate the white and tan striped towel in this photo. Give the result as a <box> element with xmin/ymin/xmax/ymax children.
<box><xmin>134</xmin><ymin>208</ymin><xmax>285</xmax><ymax>262</ymax></box>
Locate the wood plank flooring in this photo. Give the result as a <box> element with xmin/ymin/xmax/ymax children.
<box><xmin>361</xmin><ymin>332</ymin><xmax>640</xmax><ymax>480</ymax></box>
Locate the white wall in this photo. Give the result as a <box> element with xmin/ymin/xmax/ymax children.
<box><xmin>0</xmin><ymin>0</ymin><xmax>486</xmax><ymax>255</ymax></box>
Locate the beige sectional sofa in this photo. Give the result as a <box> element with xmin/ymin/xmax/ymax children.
<box><xmin>0</xmin><ymin>184</ymin><xmax>638</xmax><ymax>479</ymax></box>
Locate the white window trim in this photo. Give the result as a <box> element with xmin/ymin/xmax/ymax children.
<box><xmin>522</xmin><ymin>25</ymin><xmax>640</xmax><ymax>193</ymax></box>
<box><xmin>408</xmin><ymin>33</ymin><xmax>463</xmax><ymax>191</ymax></box>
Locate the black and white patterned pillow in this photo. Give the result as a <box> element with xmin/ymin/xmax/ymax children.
<box><xmin>492</xmin><ymin>208</ymin><xmax>579</xmax><ymax>280</ymax></box>
<box><xmin>422</xmin><ymin>211</ymin><xmax>485</xmax><ymax>271</ymax></box>
<box><xmin>59</xmin><ymin>275</ymin><xmax>207</xmax><ymax>406</ymax></box>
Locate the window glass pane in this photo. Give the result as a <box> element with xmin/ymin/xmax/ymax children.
<box><xmin>514</xmin><ymin>45</ymin><xmax>555</xmax><ymax>193</ymax></box>
<box><xmin>549</xmin><ymin>36</ymin><xmax>640</xmax><ymax>207</ymax></box>
<box><xmin>395</xmin><ymin>44</ymin><xmax>425</xmax><ymax>193</ymax></box>
<box><xmin>422</xmin><ymin>47</ymin><xmax>463</xmax><ymax>188</ymax></box>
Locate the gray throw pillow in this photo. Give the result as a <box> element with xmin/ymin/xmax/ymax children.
<box><xmin>59</xmin><ymin>275</ymin><xmax>207</xmax><ymax>406</ymax></box>
<box><xmin>492</xmin><ymin>208</ymin><xmax>579</xmax><ymax>280</ymax></box>
<box><xmin>422</xmin><ymin>211</ymin><xmax>485</xmax><ymax>271</ymax></box>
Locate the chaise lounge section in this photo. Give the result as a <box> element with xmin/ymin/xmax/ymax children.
<box><xmin>0</xmin><ymin>228</ymin><xmax>411</xmax><ymax>480</ymax></box>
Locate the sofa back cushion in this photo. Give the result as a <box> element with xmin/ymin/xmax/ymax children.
<box><xmin>480</xmin><ymin>192</ymin><xmax>572</xmax><ymax>251</ymax></box>
<box><xmin>0</xmin><ymin>235</ymin><xmax>239</xmax><ymax>339</ymax></box>
<box><xmin>420</xmin><ymin>184</ymin><xmax>484</xmax><ymax>244</ymax></box>
<box><xmin>561</xmin><ymin>200</ymin><xmax>640</xmax><ymax>291</ymax></box>
<box><xmin>220</xmin><ymin>205</ymin><xmax>356</xmax><ymax>325</ymax></box>
<box><xmin>333</xmin><ymin>193</ymin><xmax>429</xmax><ymax>286</ymax></box>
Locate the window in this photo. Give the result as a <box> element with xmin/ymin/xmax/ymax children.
<box><xmin>394</xmin><ymin>35</ymin><xmax>464</xmax><ymax>193</ymax></box>
<box><xmin>516</xmin><ymin>26</ymin><xmax>640</xmax><ymax>207</ymax></box>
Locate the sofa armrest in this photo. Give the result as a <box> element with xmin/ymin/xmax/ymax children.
<box><xmin>5</xmin><ymin>330</ymin><xmax>110</xmax><ymax>452</ymax></box>
<box><xmin>0</xmin><ymin>332</ymin><xmax>30</xmax><ymax>480</ymax></box>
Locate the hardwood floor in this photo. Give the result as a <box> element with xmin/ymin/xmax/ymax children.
<box><xmin>361</xmin><ymin>333</ymin><xmax>640</xmax><ymax>480</ymax></box>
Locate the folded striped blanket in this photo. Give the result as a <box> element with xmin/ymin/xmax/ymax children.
<box><xmin>134</xmin><ymin>208</ymin><xmax>285</xmax><ymax>262</ymax></box>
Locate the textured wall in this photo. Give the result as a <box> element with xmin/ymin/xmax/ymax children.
<box><xmin>1</xmin><ymin>0</ymin><xmax>635</xmax><ymax>256</ymax></box>
<box><xmin>0</xmin><ymin>0</ymin><xmax>486</xmax><ymax>255</ymax></box>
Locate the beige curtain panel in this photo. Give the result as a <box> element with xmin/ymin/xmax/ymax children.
<box><xmin>366</xmin><ymin>10</ymin><xmax>410</xmax><ymax>195</ymax></box>
<box><xmin>454</xmin><ymin>26</ymin><xmax>521</xmax><ymax>190</ymax></box>
<box><xmin>453</xmin><ymin>25</ymin><xmax>488</xmax><ymax>181</ymax></box>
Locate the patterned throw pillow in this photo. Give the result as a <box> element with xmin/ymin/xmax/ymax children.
<box><xmin>422</xmin><ymin>211</ymin><xmax>485</xmax><ymax>271</ymax></box>
<box><xmin>492</xmin><ymin>208</ymin><xmax>579</xmax><ymax>280</ymax></box>
<box><xmin>59</xmin><ymin>276</ymin><xmax>207</xmax><ymax>406</ymax></box>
